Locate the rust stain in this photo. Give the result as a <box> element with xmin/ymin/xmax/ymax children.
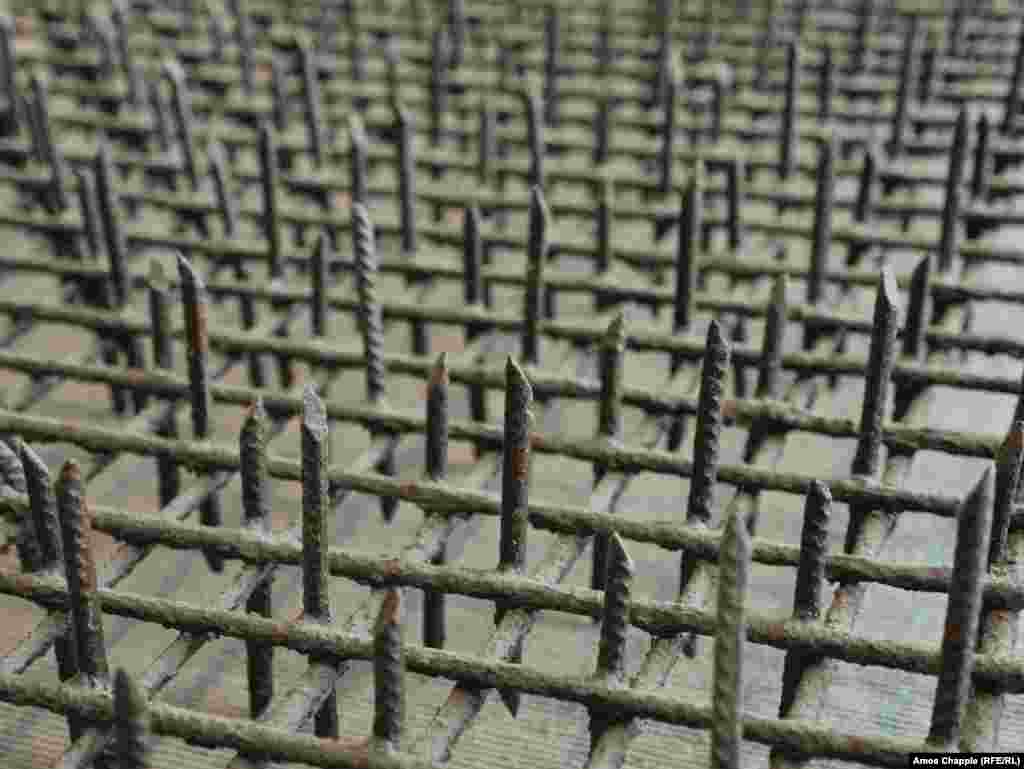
<box><xmin>334</xmin><ymin>191</ymin><xmax>352</xmax><ymax>211</ymax></box>
<box><xmin>399</xmin><ymin>480</ymin><xmax>418</xmax><ymax>497</ymax></box>
<box><xmin>511</xmin><ymin>445</ymin><xmax>530</xmax><ymax>480</ymax></box>
<box><xmin>721</xmin><ymin>398</ymin><xmax>739</xmax><ymax>421</ymax></box>
<box><xmin>254</xmin><ymin>63</ymin><xmax>271</xmax><ymax>83</ymax></box>
<box><xmin>191</xmin><ymin>303</ymin><xmax>209</xmax><ymax>357</ymax></box>
<box><xmin>14</xmin><ymin>17</ymin><xmax>33</xmax><ymax>41</ymax></box>
<box><xmin>323</xmin><ymin>735</ymin><xmax>371</xmax><ymax>768</ymax></box>
<box><xmin>943</xmin><ymin>621</ymin><xmax>963</xmax><ymax>644</ymax></box>
<box><xmin>382</xmin><ymin>558</ymin><xmax>402</xmax><ymax>579</ymax></box>
<box><xmin>829</xmin><ymin>588</ymin><xmax>850</xmax><ymax>613</ymax></box>
<box><xmin>763</xmin><ymin>621</ymin><xmax>788</xmax><ymax>644</ymax></box>
<box><xmin>987</xmin><ymin>609</ymin><xmax>1012</xmax><ymax>628</ymax></box>
<box><xmin>446</xmin><ymin>208</ymin><xmax>465</xmax><ymax>228</ymax></box>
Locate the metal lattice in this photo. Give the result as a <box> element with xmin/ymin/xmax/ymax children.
<box><xmin>0</xmin><ymin>1</ymin><xmax>1018</xmax><ymax>768</ymax></box>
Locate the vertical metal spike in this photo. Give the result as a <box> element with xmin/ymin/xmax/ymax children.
<box><xmin>711</xmin><ymin>506</ymin><xmax>752</xmax><ymax>769</ymax></box>
<box><xmin>258</xmin><ymin>121</ymin><xmax>284</xmax><ymax>279</ymax></box>
<box><xmin>311</xmin><ymin>232</ymin><xmax>329</xmax><ymax>338</ymax></box>
<box><xmin>1003</xmin><ymin>19</ymin><xmax>1024</xmax><ymax>134</ymax></box>
<box><xmin>890</xmin><ymin>15</ymin><xmax>919</xmax><ymax>158</ymax></box>
<box><xmin>463</xmin><ymin>204</ymin><xmax>483</xmax><ymax>310</ymax></box>
<box><xmin>523</xmin><ymin>84</ymin><xmax>545</xmax><ymax>189</ymax></box>
<box><xmin>76</xmin><ymin>168</ymin><xmax>102</xmax><ymax>260</ymax></box>
<box><xmin>395</xmin><ymin>104</ymin><xmax>417</xmax><ymax>255</ymax></box>
<box><xmin>147</xmin><ymin>261</ymin><xmax>182</xmax><ymax>508</ymax></box>
<box><xmin>851</xmin><ymin>267</ymin><xmax>902</xmax><ymax>479</ymax></box>
<box><xmin>595</xmin><ymin>174</ymin><xmax>613</xmax><ymax>280</ymax></box>
<box><xmin>0</xmin><ymin>18</ymin><xmax>20</xmax><ymax>137</ymax></box>
<box><xmin>95</xmin><ymin>141</ymin><xmax>128</xmax><ymax>308</ymax></box>
<box><xmin>673</xmin><ymin>164</ymin><xmax>702</xmax><ymax>341</ymax></box>
<box><xmin>424</xmin><ymin>354</ymin><xmax>449</xmax><ymax>649</ymax></box>
<box><xmin>447</xmin><ymin>0</ymin><xmax>465</xmax><ymax>69</ymax></box>
<box><xmin>848</xmin><ymin>144</ymin><xmax>878</xmax><ymax>269</ymax></box>
<box><xmin>709</xmin><ymin>71</ymin><xmax>725</xmax><ymax>145</ymax></box>
<box><xmin>780</xmin><ymin>42</ymin><xmax>800</xmax><ymax>181</ymax></box>
<box><xmin>902</xmin><ymin>254</ymin><xmax>933</xmax><ymax>362</ymax></box>
<box><xmin>594</xmin><ymin>95</ymin><xmax>612</xmax><ymax>166</ymax></box>
<box><xmin>21</xmin><ymin>443</ymin><xmax>57</xmax><ymax>574</ymax></box>
<box><xmin>818</xmin><ymin>44</ymin><xmax>834</xmax><ymax>126</ymax></box>
<box><xmin>779</xmin><ymin>480</ymin><xmax>831</xmax><ymax>717</ymax></box>
<box><xmin>927</xmin><ymin>467</ymin><xmax>994</xmax><ymax>749</ymax></box>
<box><xmin>269</xmin><ymin>56</ymin><xmax>288</xmax><ymax>134</ymax></box>
<box><xmin>478</xmin><ymin>99</ymin><xmax>495</xmax><ymax>184</ymax></box>
<box><xmin>971</xmin><ymin>110</ymin><xmax>992</xmax><ymax>202</ymax></box>
<box><xmin>0</xmin><ymin>440</ymin><xmax>34</xmax><ymax>571</ymax></box>
<box><xmin>352</xmin><ymin>202</ymin><xmax>386</xmax><ymax>405</ymax></box>
<box><xmin>177</xmin><ymin>253</ymin><xmax>224</xmax><ymax>573</ymax></box>
<box><xmin>807</xmin><ymin>131</ymin><xmax>835</xmax><ymax>314</ymax></box>
<box><xmin>755</xmin><ymin>275</ymin><xmax>788</xmax><ymax>400</ymax></box>
<box><xmin>595</xmin><ymin>533</ymin><xmax>634</xmax><ymax>683</ymax></box>
<box><xmin>726</xmin><ymin>157</ymin><xmax>743</xmax><ymax>253</ymax></box>
<box><xmin>543</xmin><ymin>4</ymin><xmax>560</xmax><ymax>127</ymax></box>
<box><xmin>499</xmin><ymin>357</ymin><xmax>533</xmax><ymax>575</ymax></box>
<box><xmin>162</xmin><ymin>60</ymin><xmax>198</xmax><ymax>190</ymax></box>
<box><xmin>658</xmin><ymin>59</ymin><xmax>677</xmax><ymax>197</ymax></box>
<box><xmin>851</xmin><ymin>0</ymin><xmax>874</xmax><ymax>74</ymax></box>
<box><xmin>373</xmin><ymin>588</ymin><xmax>405</xmax><ymax>749</ymax></box>
<box><xmin>429</xmin><ymin>28</ymin><xmax>449</xmax><ymax>148</ymax></box>
<box><xmin>592</xmin><ymin>314</ymin><xmax>627</xmax><ymax>591</ymax></box>
<box><xmin>522</xmin><ymin>186</ymin><xmax>549</xmax><ymax>365</ymax></box>
<box><xmin>938</xmin><ymin>106</ymin><xmax>969</xmax><ymax>274</ymax></box>
<box><xmin>240</xmin><ymin>399</ymin><xmax>273</xmax><ymax>717</ymax></box>
<box><xmin>208</xmin><ymin>143</ymin><xmax>238</xmax><ymax>239</ymax></box>
<box><xmin>28</xmin><ymin>73</ymin><xmax>68</xmax><ymax>213</ymax></box>
<box><xmin>228</xmin><ymin>0</ymin><xmax>254</xmax><ymax>95</ymax></box>
<box><xmin>299</xmin><ymin>41</ymin><xmax>325</xmax><ymax>168</ymax></box>
<box><xmin>990</xmin><ymin>422</ymin><xmax>1023</xmax><ymax>569</ymax></box>
<box><xmin>149</xmin><ymin>79</ymin><xmax>173</xmax><ymax>155</ymax></box>
<box><xmin>110</xmin><ymin>668</ymin><xmax>150</xmax><ymax>769</ymax></box>
<box><xmin>918</xmin><ymin>25</ymin><xmax>939</xmax><ymax>108</ymax></box>
<box><xmin>301</xmin><ymin>384</ymin><xmax>338</xmax><ymax>738</ymax></box>
<box><xmin>680</xmin><ymin>321</ymin><xmax>730</xmax><ymax>596</ymax></box>
<box><xmin>349</xmin><ymin>113</ymin><xmax>369</xmax><ymax>206</ymax></box>
<box><xmin>58</xmin><ymin>460</ymin><xmax>108</xmax><ymax>681</ymax></box>
<box><xmin>385</xmin><ymin>38</ymin><xmax>401</xmax><ymax>110</ymax></box>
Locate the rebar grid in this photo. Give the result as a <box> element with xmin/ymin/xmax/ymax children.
<box><xmin>0</xmin><ymin>1</ymin><xmax>1018</xmax><ymax>768</ymax></box>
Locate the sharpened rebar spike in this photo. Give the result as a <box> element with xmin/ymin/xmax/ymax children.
<box><xmin>1004</xmin><ymin>19</ymin><xmax>1024</xmax><ymax>134</ymax></box>
<box><xmin>658</xmin><ymin>59</ymin><xmax>677</xmax><ymax>197</ymax></box>
<box><xmin>0</xmin><ymin>439</ymin><xmax>24</xmax><ymax>496</ymax></box>
<box><xmin>76</xmin><ymin>168</ymin><xmax>102</xmax><ymax>260</ymax></box>
<box><xmin>162</xmin><ymin>60</ymin><xmax>198</xmax><ymax>190</ymax></box>
<box><xmin>0</xmin><ymin>18</ymin><xmax>19</xmax><ymax>137</ymax></box>
<box><xmin>902</xmin><ymin>255</ymin><xmax>933</xmax><ymax>362</ymax></box>
<box><xmin>208</xmin><ymin>143</ymin><xmax>238</xmax><ymax>239</ymax></box>
<box><xmin>854</xmin><ymin>144</ymin><xmax>878</xmax><ymax>225</ymax></box>
<box><xmin>852</xmin><ymin>267</ymin><xmax>902</xmax><ymax>478</ymax></box>
<box><xmin>57</xmin><ymin>460</ymin><xmax>108</xmax><ymax>681</ymax></box>
<box><xmin>0</xmin><ymin>440</ymin><xmax>32</xmax><ymax>569</ymax></box>
<box><xmin>395</xmin><ymin>105</ymin><xmax>417</xmax><ymax>254</ymax></box>
<box><xmin>29</xmin><ymin>73</ymin><xmax>68</xmax><ymax>213</ymax></box>
<box><xmin>463</xmin><ymin>205</ymin><xmax>483</xmax><ymax>307</ymax></box>
<box><xmin>673</xmin><ymin>164</ymin><xmax>703</xmax><ymax>338</ymax></box>
<box><xmin>109</xmin><ymin>668</ymin><xmax>149</xmax><ymax>769</ymax></box>
<box><xmin>939</xmin><ymin>107</ymin><xmax>970</xmax><ymax>273</ymax></box>
<box><xmin>229</xmin><ymin>0</ymin><xmax>255</xmax><ymax>95</ymax></box>
<box><xmin>755</xmin><ymin>275</ymin><xmax>788</xmax><ymax>400</ymax></box>
<box><xmin>311</xmin><ymin>233</ymin><xmax>329</xmax><ymax>338</ymax></box>
<box><xmin>178</xmin><ymin>253</ymin><xmax>224</xmax><ymax>572</ymax></box>
<box><xmin>523</xmin><ymin>84</ymin><xmax>545</xmax><ymax>189</ymax></box>
<box><xmin>594</xmin><ymin>95</ymin><xmax>611</xmax><ymax>166</ymax></box>
<box><xmin>779</xmin><ymin>480</ymin><xmax>831</xmax><ymax>717</ymax></box>
<box><xmin>596</xmin><ymin>175</ymin><xmax>613</xmax><ymax>279</ymax></box>
<box><xmin>424</xmin><ymin>354</ymin><xmax>449</xmax><ymax>649</ymax></box>
<box><xmin>349</xmin><ymin>113</ymin><xmax>369</xmax><ymax>206</ymax></box>
<box><xmin>688</xmin><ymin>319</ymin><xmax>730</xmax><ymax>527</ymax></box>
<box><xmin>240</xmin><ymin>398</ymin><xmax>273</xmax><ymax>719</ymax></box>
<box><xmin>927</xmin><ymin>467</ymin><xmax>994</xmax><ymax>749</ymax></box>
<box><xmin>353</xmin><ymin>203</ymin><xmax>386</xmax><ymax>405</ymax></box>
<box><xmin>808</xmin><ymin>131</ymin><xmax>835</xmax><ymax>311</ymax></box>
<box><xmin>727</xmin><ymin>157</ymin><xmax>743</xmax><ymax>252</ymax></box>
<box><xmin>780</xmin><ymin>41</ymin><xmax>800</xmax><ymax>181</ymax></box>
<box><xmin>258</xmin><ymin>122</ymin><xmax>283</xmax><ymax>279</ymax></box>
<box><xmin>971</xmin><ymin>110</ymin><xmax>992</xmax><ymax>201</ymax></box>
<box><xmin>447</xmin><ymin>0</ymin><xmax>465</xmax><ymax>69</ymax></box>
<box><xmin>374</xmin><ymin>588</ymin><xmax>405</xmax><ymax>748</ymax></box>
<box><xmin>990</xmin><ymin>422</ymin><xmax>1023</xmax><ymax>568</ymax></box>
<box><xmin>22</xmin><ymin>443</ymin><xmax>61</xmax><ymax>574</ymax></box>
<box><xmin>299</xmin><ymin>41</ymin><xmax>325</xmax><ymax>168</ymax></box>
<box><xmin>269</xmin><ymin>57</ymin><xmax>287</xmax><ymax>133</ymax></box>
<box><xmin>710</xmin><ymin>74</ymin><xmax>724</xmax><ymax>145</ymax></box>
<box><xmin>595</xmin><ymin>533</ymin><xmax>634</xmax><ymax>683</ymax></box>
<box><xmin>479</xmin><ymin>100</ymin><xmax>495</xmax><ymax>183</ymax></box>
<box><xmin>522</xmin><ymin>186</ymin><xmax>549</xmax><ymax>365</ymax></box>
<box><xmin>818</xmin><ymin>44</ymin><xmax>834</xmax><ymax>125</ymax></box>
<box><xmin>95</xmin><ymin>141</ymin><xmax>128</xmax><ymax>308</ymax></box>
<box><xmin>149</xmin><ymin>80</ymin><xmax>172</xmax><ymax>154</ymax></box>
<box><xmin>712</xmin><ymin>507</ymin><xmax>752</xmax><ymax>769</ymax></box>
<box><xmin>146</xmin><ymin>262</ymin><xmax>181</xmax><ymax>508</ymax></box>
<box><xmin>543</xmin><ymin>5</ymin><xmax>560</xmax><ymax>126</ymax></box>
<box><xmin>592</xmin><ymin>314</ymin><xmax>627</xmax><ymax>591</ymax></box>
<box><xmin>429</xmin><ymin>28</ymin><xmax>449</xmax><ymax>147</ymax></box>
<box><xmin>890</xmin><ymin>15</ymin><xmax>918</xmax><ymax>158</ymax></box>
<box><xmin>499</xmin><ymin>357</ymin><xmax>533</xmax><ymax>575</ymax></box>
<box><xmin>301</xmin><ymin>385</ymin><xmax>331</xmax><ymax>622</ymax></box>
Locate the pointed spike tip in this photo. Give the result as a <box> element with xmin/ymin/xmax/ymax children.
<box><xmin>879</xmin><ymin>266</ymin><xmax>903</xmax><ymax>317</ymax></box>
<box><xmin>431</xmin><ymin>352</ymin><xmax>449</xmax><ymax>389</ymax></box>
<box><xmin>506</xmin><ymin>357</ymin><xmax>533</xmax><ymax>403</ymax></box>
<box><xmin>302</xmin><ymin>385</ymin><xmax>328</xmax><ymax>441</ymax></box>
